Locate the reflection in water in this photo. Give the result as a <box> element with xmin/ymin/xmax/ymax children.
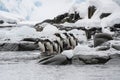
<box><xmin>0</xmin><ymin>52</ymin><xmax>120</xmax><ymax>80</ymax></box>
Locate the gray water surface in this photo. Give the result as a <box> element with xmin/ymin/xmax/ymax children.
<box><xmin>0</xmin><ymin>52</ymin><xmax>120</xmax><ymax>80</ymax></box>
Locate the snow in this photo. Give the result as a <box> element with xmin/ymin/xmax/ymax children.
<box><xmin>62</xmin><ymin>50</ymin><xmax>73</xmax><ymax>59</ymax></box>
<box><xmin>17</xmin><ymin>21</ymin><xmax>39</xmax><ymax>27</ymax></box>
<box><xmin>0</xmin><ymin>26</ymin><xmax>39</xmax><ymax>42</ymax></box>
<box><xmin>62</xmin><ymin>0</ymin><xmax>120</xmax><ymax>28</ymax></box>
<box><xmin>0</xmin><ymin>11</ymin><xmax>24</xmax><ymax>23</ymax></box>
<box><xmin>0</xmin><ymin>0</ymin><xmax>120</xmax><ymax>80</ymax></box>
<box><xmin>0</xmin><ymin>0</ymin><xmax>77</xmax><ymax>21</ymax></box>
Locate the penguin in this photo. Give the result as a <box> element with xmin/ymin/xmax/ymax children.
<box><xmin>37</xmin><ymin>39</ymin><xmax>56</xmax><ymax>56</ymax></box>
<box><xmin>54</xmin><ymin>33</ymin><xmax>64</xmax><ymax>50</ymax></box>
<box><xmin>63</xmin><ymin>33</ymin><xmax>71</xmax><ymax>50</ymax></box>
<box><xmin>53</xmin><ymin>40</ymin><xmax>63</xmax><ymax>54</ymax></box>
<box><xmin>37</xmin><ymin>39</ymin><xmax>46</xmax><ymax>53</ymax></box>
<box><xmin>44</xmin><ymin>39</ymin><xmax>54</xmax><ymax>54</ymax></box>
<box><xmin>69</xmin><ymin>33</ymin><xmax>78</xmax><ymax>49</ymax></box>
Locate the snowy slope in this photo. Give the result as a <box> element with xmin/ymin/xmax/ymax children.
<box><xmin>0</xmin><ymin>0</ymin><xmax>80</xmax><ymax>21</ymax></box>
<box><xmin>60</xmin><ymin>0</ymin><xmax>120</xmax><ymax>34</ymax></box>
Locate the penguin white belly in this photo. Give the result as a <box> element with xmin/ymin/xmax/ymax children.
<box><xmin>46</xmin><ymin>42</ymin><xmax>53</xmax><ymax>53</ymax></box>
<box><xmin>38</xmin><ymin>42</ymin><xmax>45</xmax><ymax>52</ymax></box>
<box><xmin>70</xmin><ymin>37</ymin><xmax>76</xmax><ymax>49</ymax></box>
<box><xmin>53</xmin><ymin>43</ymin><xmax>58</xmax><ymax>52</ymax></box>
<box><xmin>56</xmin><ymin>37</ymin><xmax>63</xmax><ymax>48</ymax></box>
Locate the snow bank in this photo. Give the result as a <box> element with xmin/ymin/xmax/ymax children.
<box><xmin>4</xmin><ymin>26</ymin><xmax>39</xmax><ymax>42</ymax></box>
<box><xmin>0</xmin><ymin>11</ymin><xmax>24</xmax><ymax>23</ymax></box>
<box><xmin>0</xmin><ymin>23</ymin><xmax>60</xmax><ymax>42</ymax></box>
<box><xmin>61</xmin><ymin>0</ymin><xmax>120</xmax><ymax>32</ymax></box>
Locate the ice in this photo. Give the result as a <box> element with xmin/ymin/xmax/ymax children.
<box><xmin>0</xmin><ymin>51</ymin><xmax>120</xmax><ymax>80</ymax></box>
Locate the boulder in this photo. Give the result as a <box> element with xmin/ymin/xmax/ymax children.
<box><xmin>112</xmin><ymin>44</ymin><xmax>120</xmax><ymax>51</ymax></box>
<box><xmin>0</xmin><ymin>20</ymin><xmax>4</xmax><ymax>24</ymax></box>
<box><xmin>100</xmin><ymin>13</ymin><xmax>111</xmax><ymax>19</ymax></box>
<box><xmin>105</xmin><ymin>54</ymin><xmax>120</xmax><ymax>65</ymax></box>
<box><xmin>94</xmin><ymin>33</ymin><xmax>113</xmax><ymax>47</ymax></box>
<box><xmin>19</xmin><ymin>42</ymin><xmax>39</xmax><ymax>51</ymax></box>
<box><xmin>0</xmin><ymin>43</ymin><xmax>19</xmax><ymax>51</ymax></box>
<box><xmin>72</xmin><ymin>55</ymin><xmax>85</xmax><ymax>65</ymax></box>
<box><xmin>88</xmin><ymin>6</ymin><xmax>96</xmax><ymax>19</ymax></box>
<box><xmin>72</xmin><ymin>54</ymin><xmax>110</xmax><ymax>64</ymax></box>
<box><xmin>0</xmin><ymin>42</ymin><xmax>39</xmax><ymax>51</ymax></box>
<box><xmin>38</xmin><ymin>54</ymin><xmax>71</xmax><ymax>65</ymax></box>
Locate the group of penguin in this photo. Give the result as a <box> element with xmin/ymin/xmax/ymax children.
<box><xmin>36</xmin><ymin>33</ymin><xmax>78</xmax><ymax>57</ymax></box>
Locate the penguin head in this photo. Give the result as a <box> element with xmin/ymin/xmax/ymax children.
<box><xmin>63</xmin><ymin>32</ymin><xmax>69</xmax><ymax>38</ymax></box>
<box><xmin>54</xmin><ymin>33</ymin><xmax>64</xmax><ymax>40</ymax></box>
<box><xmin>44</xmin><ymin>39</ymin><xmax>51</xmax><ymax>42</ymax></box>
<box><xmin>69</xmin><ymin>33</ymin><xmax>75</xmax><ymax>39</ymax></box>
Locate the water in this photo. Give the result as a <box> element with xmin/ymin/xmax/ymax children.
<box><xmin>0</xmin><ymin>51</ymin><xmax>120</xmax><ymax>80</ymax></box>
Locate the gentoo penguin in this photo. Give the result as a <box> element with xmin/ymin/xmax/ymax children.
<box><xmin>37</xmin><ymin>39</ymin><xmax>54</xmax><ymax>56</ymax></box>
<box><xmin>54</xmin><ymin>33</ymin><xmax>64</xmax><ymax>50</ymax></box>
<box><xmin>37</xmin><ymin>39</ymin><xmax>46</xmax><ymax>53</ymax></box>
<box><xmin>44</xmin><ymin>39</ymin><xmax>54</xmax><ymax>54</ymax></box>
<box><xmin>63</xmin><ymin>33</ymin><xmax>71</xmax><ymax>50</ymax></box>
<box><xmin>53</xmin><ymin>40</ymin><xmax>63</xmax><ymax>54</ymax></box>
<box><xmin>69</xmin><ymin>33</ymin><xmax>78</xmax><ymax>49</ymax></box>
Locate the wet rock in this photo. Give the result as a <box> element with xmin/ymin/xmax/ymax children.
<box><xmin>0</xmin><ymin>42</ymin><xmax>39</xmax><ymax>51</ymax></box>
<box><xmin>94</xmin><ymin>33</ymin><xmax>113</xmax><ymax>47</ymax></box>
<box><xmin>39</xmin><ymin>54</ymin><xmax>70</xmax><ymax>65</ymax></box>
<box><xmin>0</xmin><ymin>43</ymin><xmax>19</xmax><ymax>51</ymax></box>
<box><xmin>100</xmin><ymin>13</ymin><xmax>111</xmax><ymax>19</ymax></box>
<box><xmin>110</xmin><ymin>53</ymin><xmax>120</xmax><ymax>59</ymax></box>
<box><xmin>112</xmin><ymin>44</ymin><xmax>120</xmax><ymax>51</ymax></box>
<box><xmin>19</xmin><ymin>42</ymin><xmax>39</xmax><ymax>51</ymax></box>
<box><xmin>72</xmin><ymin>55</ymin><xmax>110</xmax><ymax>64</ymax></box>
<box><xmin>72</xmin><ymin>55</ymin><xmax>85</xmax><ymax>65</ymax></box>
<box><xmin>88</xmin><ymin>6</ymin><xmax>96</xmax><ymax>19</ymax></box>
<box><xmin>0</xmin><ymin>20</ymin><xmax>4</xmax><ymax>24</ymax></box>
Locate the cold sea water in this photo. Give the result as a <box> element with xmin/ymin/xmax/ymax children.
<box><xmin>0</xmin><ymin>51</ymin><xmax>120</xmax><ymax>80</ymax></box>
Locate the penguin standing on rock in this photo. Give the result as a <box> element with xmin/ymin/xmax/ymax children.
<box><xmin>44</xmin><ymin>39</ymin><xmax>54</xmax><ymax>54</ymax></box>
<box><xmin>69</xmin><ymin>33</ymin><xmax>78</xmax><ymax>49</ymax></box>
<box><xmin>37</xmin><ymin>39</ymin><xmax>55</xmax><ymax>57</ymax></box>
<box><xmin>37</xmin><ymin>39</ymin><xmax>46</xmax><ymax>54</ymax></box>
<box><xmin>63</xmin><ymin>33</ymin><xmax>71</xmax><ymax>50</ymax></box>
<box><xmin>54</xmin><ymin>33</ymin><xmax>64</xmax><ymax>50</ymax></box>
<box><xmin>53</xmin><ymin>40</ymin><xmax>63</xmax><ymax>54</ymax></box>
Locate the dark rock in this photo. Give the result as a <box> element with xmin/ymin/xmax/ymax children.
<box><xmin>19</xmin><ymin>42</ymin><xmax>39</xmax><ymax>51</ymax></box>
<box><xmin>114</xmin><ymin>24</ymin><xmax>120</xmax><ymax>28</ymax></box>
<box><xmin>22</xmin><ymin>38</ymin><xmax>39</xmax><ymax>42</ymax></box>
<box><xmin>105</xmin><ymin>54</ymin><xmax>120</xmax><ymax>65</ymax></box>
<box><xmin>94</xmin><ymin>33</ymin><xmax>113</xmax><ymax>47</ymax></box>
<box><xmin>39</xmin><ymin>54</ymin><xmax>70</xmax><ymax>65</ymax></box>
<box><xmin>94</xmin><ymin>33</ymin><xmax>113</xmax><ymax>40</ymax></box>
<box><xmin>0</xmin><ymin>20</ymin><xmax>4</xmax><ymax>24</ymax></box>
<box><xmin>88</xmin><ymin>6</ymin><xmax>96</xmax><ymax>19</ymax></box>
<box><xmin>110</xmin><ymin>53</ymin><xmax>120</xmax><ymax>59</ymax></box>
<box><xmin>54</xmin><ymin>13</ymin><xmax>68</xmax><ymax>23</ymax></box>
<box><xmin>0</xmin><ymin>42</ymin><xmax>39</xmax><ymax>51</ymax></box>
<box><xmin>72</xmin><ymin>55</ymin><xmax>110</xmax><ymax>64</ymax></box>
<box><xmin>100</xmin><ymin>13</ymin><xmax>111</xmax><ymax>19</ymax></box>
<box><xmin>72</xmin><ymin>55</ymin><xmax>85</xmax><ymax>65</ymax></box>
<box><xmin>34</xmin><ymin>23</ymin><xmax>44</xmax><ymax>32</ymax></box>
<box><xmin>0</xmin><ymin>43</ymin><xmax>19</xmax><ymax>51</ymax></box>
<box><xmin>112</xmin><ymin>44</ymin><xmax>120</xmax><ymax>51</ymax></box>
<box><xmin>94</xmin><ymin>38</ymin><xmax>108</xmax><ymax>47</ymax></box>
